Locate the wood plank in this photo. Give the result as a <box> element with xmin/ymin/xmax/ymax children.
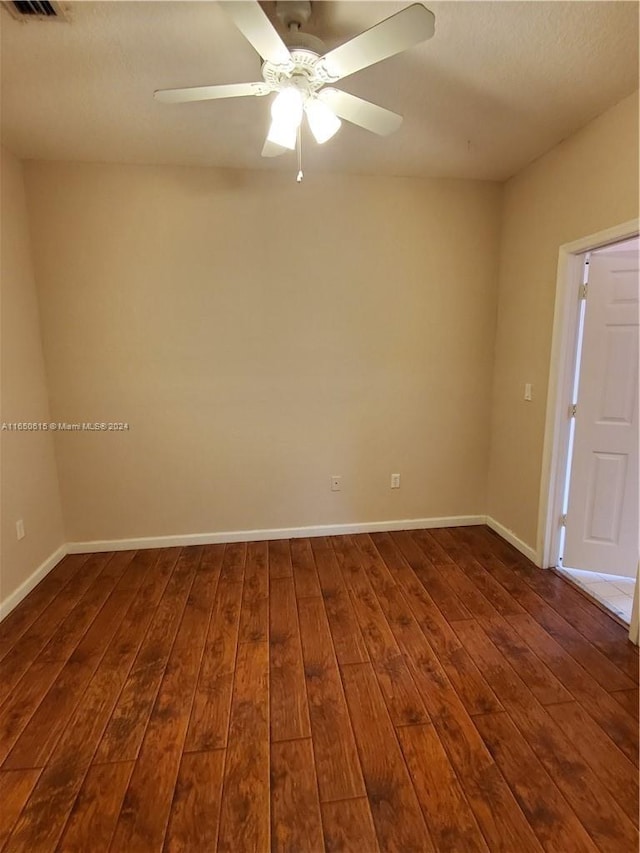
<box><xmin>297</xmin><ymin>596</ymin><xmax>365</xmax><ymax>803</ymax></box>
<box><xmin>321</xmin><ymin>798</ymin><xmax>380</xmax><ymax>853</ymax></box>
<box><xmin>183</xmin><ymin>546</ymin><xmax>223</xmax><ymax>641</ymax></box>
<box><xmin>2</xmin><ymin>550</ymin><xmax>176</xmax><ymax>848</ymax></box>
<box><xmin>0</xmin><ymin>769</ymin><xmax>40</xmax><ymax>850</ymax></box>
<box><xmin>370</xmin><ymin>533</ymin><xmax>462</xmax><ymax>658</ymax></box>
<box><xmin>57</xmin><ymin>761</ymin><xmax>134</xmax><ymax>853</ymax></box>
<box><xmin>478</xmin><ymin>614</ymin><xmax>573</xmax><ymax>706</ymax></box>
<box><xmin>269</xmin><ymin>539</ymin><xmax>293</xmax><ymax>579</ymax></box>
<box><xmin>474</xmin><ymin>712</ymin><xmax>598</xmax><ymax>853</ymax></box>
<box><xmin>397</xmin><ymin>723</ymin><xmax>489</xmax><ymax>853</ymax></box>
<box><xmin>95</xmin><ymin>547</ymin><xmax>197</xmax><ymax>763</ymax></box>
<box><xmin>0</xmin><ymin>554</ymin><xmax>89</xmax><ymax>662</ymax></box>
<box><xmin>611</xmin><ymin>688</ymin><xmax>639</xmax><ymax>720</ymax></box>
<box><xmin>454</xmin><ymin>618</ymin><xmax>638</xmax><ymax>853</ymax></box>
<box><xmin>0</xmin><ymin>658</ymin><xmax>66</xmax><ymax>766</ymax></box>
<box><xmin>313</xmin><ymin>546</ymin><xmax>369</xmax><ymax>666</ymax></box>
<box><xmin>269</xmin><ymin>576</ymin><xmax>311</xmax><ymax>742</ymax></box>
<box><xmin>2</xmin><ymin>657</ymin><xmax>94</xmax><ymax>771</ymax></box>
<box><xmin>110</xmin><ymin>546</ymin><xmax>214</xmax><ymax>852</ymax></box>
<box><xmin>416</xmin><ymin>530</ymin><xmax>524</xmax><ymax>617</ymax></box>
<box><xmin>333</xmin><ymin>537</ymin><xmax>429</xmax><ymax>726</ymax></box>
<box><xmin>369</xmin><ymin>533</ymin><xmax>503</xmax><ymax>717</ymax></box>
<box><xmin>217</xmin><ymin>641</ymin><xmax>270</xmax><ymax>853</ymax></box>
<box><xmin>67</xmin><ymin>549</ymin><xmax>161</xmax><ymax>666</ymax></box>
<box><xmin>349</xmin><ymin>534</ymin><xmax>397</xmax><ymax>598</ymax></box>
<box><xmin>184</xmin><ymin>575</ymin><xmax>243</xmax><ymax>752</ymax></box>
<box><xmin>219</xmin><ymin>541</ymin><xmax>247</xmax><ymax>583</ymax></box>
<box><xmin>164</xmin><ymin>750</ymin><xmax>225</xmax><ymax>853</ymax></box>
<box><xmin>87</xmin><ymin>549</ymin><xmax>177</xmax><ymax>657</ymax></box>
<box><xmin>0</xmin><ymin>552</ymin><xmax>111</xmax><ymax>707</ymax></box>
<box><xmin>473</xmin><ymin>526</ymin><xmax>634</xmax><ymax>654</ymax></box>
<box><xmin>310</xmin><ymin>536</ymin><xmax>332</xmax><ymax>550</ymax></box>
<box><xmin>2</xmin><ymin>551</ymin><xmax>162</xmax><ymax>771</ymax></box>
<box><xmin>271</xmin><ymin>738</ymin><xmax>324</xmax><ymax>853</ymax></box>
<box><xmin>511</xmin><ymin>590</ymin><xmax>634</xmax><ymax>692</ymax></box>
<box><xmin>202</xmin><ymin>543</ymin><xmax>226</xmax><ymax>570</ymax></box>
<box><xmin>7</xmin><ymin>660</ymin><xmax>121</xmax><ymax>833</ymax></box>
<box><xmin>508</xmin><ymin>612</ymin><xmax>639</xmax><ymax>766</ymax></box>
<box><xmin>468</xmin><ymin>527</ymin><xmax>638</xmax><ymax>686</ymax></box>
<box><xmin>538</xmin><ymin>577</ymin><xmax>639</xmax><ymax>682</ymax></box>
<box><xmin>418</xmin><ymin>526</ymin><xmax>468</xmax><ymax>562</ymax></box>
<box><xmin>540</xmin><ymin>575</ymin><xmax>640</xmax><ymax>657</ymax></box>
<box><xmin>410</xmin><ymin>534</ymin><xmax>499</xmax><ymax>620</ymax></box>
<box><xmin>391</xmin><ymin>530</ymin><xmax>472</xmax><ymax>622</ymax></box>
<box><xmin>377</xmin><ymin>596</ymin><xmax>540</xmax><ymax>852</ymax></box>
<box><xmin>480</xmin><ymin>553</ymin><xmax>634</xmax><ymax>692</ymax></box>
<box><xmin>38</xmin><ymin>550</ymin><xmax>136</xmax><ymax>662</ymax></box>
<box><xmin>238</xmin><ymin>540</ymin><xmax>268</xmax><ymax>643</ymax></box>
<box><xmin>339</xmin><ymin>662</ymin><xmax>434</xmax><ymax>852</ymax></box>
<box><xmin>291</xmin><ymin>537</ymin><xmax>322</xmax><ymax>599</ymax></box>
<box><xmin>545</xmin><ymin>701</ymin><xmax>639</xmax><ymax>824</ymax></box>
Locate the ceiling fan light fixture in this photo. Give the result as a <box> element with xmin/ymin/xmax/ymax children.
<box><xmin>266</xmin><ymin>117</ymin><xmax>297</xmax><ymax>150</ymax></box>
<box><xmin>305</xmin><ymin>97</ymin><xmax>342</xmax><ymax>144</ymax></box>
<box><xmin>271</xmin><ymin>86</ymin><xmax>304</xmax><ymax>127</ymax></box>
<box><xmin>267</xmin><ymin>86</ymin><xmax>304</xmax><ymax>150</ymax></box>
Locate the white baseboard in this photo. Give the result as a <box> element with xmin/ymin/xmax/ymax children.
<box><xmin>66</xmin><ymin>514</ymin><xmax>486</xmax><ymax>554</ymax></box>
<box><xmin>0</xmin><ymin>544</ymin><xmax>67</xmax><ymax>621</ymax></box>
<box><xmin>485</xmin><ymin>516</ymin><xmax>540</xmax><ymax>566</ymax></box>
<box><xmin>0</xmin><ymin>515</ymin><xmax>538</xmax><ymax>623</ymax></box>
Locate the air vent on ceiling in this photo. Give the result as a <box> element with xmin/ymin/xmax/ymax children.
<box><xmin>4</xmin><ymin>0</ymin><xmax>68</xmax><ymax>20</ymax></box>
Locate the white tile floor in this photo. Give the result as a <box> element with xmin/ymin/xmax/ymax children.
<box><xmin>557</xmin><ymin>566</ymin><xmax>636</xmax><ymax>624</ymax></box>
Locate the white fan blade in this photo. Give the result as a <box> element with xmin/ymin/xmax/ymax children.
<box><xmin>154</xmin><ymin>82</ymin><xmax>268</xmax><ymax>103</ymax></box>
<box><xmin>320</xmin><ymin>4</ymin><xmax>435</xmax><ymax>81</ymax></box>
<box><xmin>318</xmin><ymin>89</ymin><xmax>402</xmax><ymax>136</ymax></box>
<box><xmin>262</xmin><ymin>137</ymin><xmax>288</xmax><ymax>158</ymax></box>
<box><xmin>219</xmin><ymin>1</ymin><xmax>291</xmax><ymax>64</ymax></box>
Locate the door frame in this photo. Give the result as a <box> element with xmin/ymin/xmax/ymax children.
<box><xmin>537</xmin><ymin>218</ymin><xmax>639</xmax><ymax>570</ymax></box>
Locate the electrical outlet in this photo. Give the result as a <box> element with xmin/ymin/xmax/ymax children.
<box><xmin>16</xmin><ymin>519</ymin><xmax>25</xmax><ymax>540</ymax></box>
<box><xmin>331</xmin><ymin>475</ymin><xmax>342</xmax><ymax>492</ymax></box>
<box><xmin>391</xmin><ymin>473</ymin><xmax>401</xmax><ymax>489</ymax></box>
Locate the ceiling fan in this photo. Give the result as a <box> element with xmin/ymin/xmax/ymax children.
<box><xmin>154</xmin><ymin>1</ymin><xmax>435</xmax><ymax>161</ymax></box>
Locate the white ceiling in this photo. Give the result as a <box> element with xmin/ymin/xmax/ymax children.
<box><xmin>1</xmin><ymin>1</ymin><xmax>638</xmax><ymax>180</ymax></box>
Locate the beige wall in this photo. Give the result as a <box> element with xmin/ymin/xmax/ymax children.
<box><xmin>487</xmin><ymin>91</ymin><xmax>639</xmax><ymax>551</ymax></box>
<box><xmin>1</xmin><ymin>147</ymin><xmax>64</xmax><ymax>607</ymax></box>
<box><xmin>24</xmin><ymin>162</ymin><xmax>502</xmax><ymax>542</ymax></box>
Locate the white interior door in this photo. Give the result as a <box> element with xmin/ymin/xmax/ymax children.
<box><xmin>564</xmin><ymin>250</ymin><xmax>639</xmax><ymax>578</ymax></box>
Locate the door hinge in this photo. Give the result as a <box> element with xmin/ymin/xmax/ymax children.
<box><xmin>579</xmin><ymin>283</ymin><xmax>588</xmax><ymax>299</ymax></box>
<box><xmin>569</xmin><ymin>403</ymin><xmax>577</xmax><ymax>418</ymax></box>
<box><xmin>560</xmin><ymin>514</ymin><xmax>567</xmax><ymax>527</ymax></box>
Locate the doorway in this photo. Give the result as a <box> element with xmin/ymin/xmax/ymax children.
<box><xmin>539</xmin><ymin>222</ymin><xmax>639</xmax><ymax>627</ymax></box>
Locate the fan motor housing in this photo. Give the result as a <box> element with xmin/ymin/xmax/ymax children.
<box><xmin>262</xmin><ymin>48</ymin><xmax>336</xmax><ymax>92</ymax></box>
<box><xmin>284</xmin><ymin>29</ymin><xmax>325</xmax><ymax>55</ymax></box>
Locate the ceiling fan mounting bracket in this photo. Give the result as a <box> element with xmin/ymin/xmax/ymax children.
<box><xmin>275</xmin><ymin>1</ymin><xmax>312</xmax><ymax>31</ymax></box>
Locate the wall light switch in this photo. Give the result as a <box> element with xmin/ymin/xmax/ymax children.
<box><xmin>16</xmin><ymin>519</ymin><xmax>25</xmax><ymax>540</ymax></box>
<box><xmin>331</xmin><ymin>475</ymin><xmax>342</xmax><ymax>492</ymax></box>
<box><xmin>524</xmin><ymin>383</ymin><xmax>533</xmax><ymax>401</ymax></box>
<box><xmin>391</xmin><ymin>473</ymin><xmax>401</xmax><ymax>489</ymax></box>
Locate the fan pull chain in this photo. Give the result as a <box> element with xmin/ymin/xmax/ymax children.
<box><xmin>296</xmin><ymin>125</ymin><xmax>303</xmax><ymax>183</ymax></box>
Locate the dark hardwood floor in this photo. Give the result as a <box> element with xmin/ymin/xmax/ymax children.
<box><xmin>0</xmin><ymin>526</ymin><xmax>637</xmax><ymax>852</ymax></box>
